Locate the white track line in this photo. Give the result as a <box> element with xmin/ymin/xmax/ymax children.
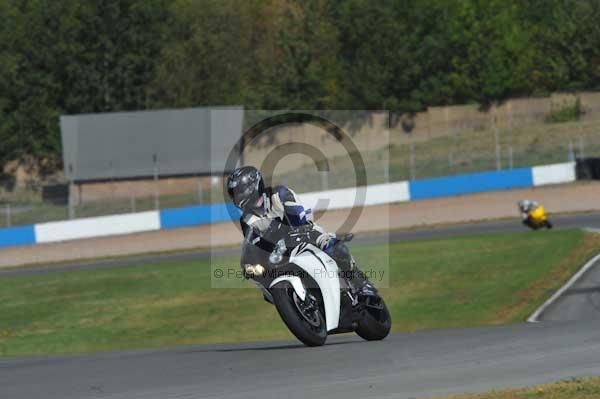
<box><xmin>527</xmin><ymin>249</ymin><xmax>600</xmax><ymax>323</ymax></box>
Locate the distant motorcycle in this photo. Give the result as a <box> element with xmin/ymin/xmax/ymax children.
<box><xmin>241</xmin><ymin>222</ymin><xmax>391</xmax><ymax>346</ymax></box>
<box><xmin>523</xmin><ymin>205</ymin><xmax>553</xmax><ymax>230</ymax></box>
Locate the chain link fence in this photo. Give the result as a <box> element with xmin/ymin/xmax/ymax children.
<box><xmin>2</xmin><ymin>117</ymin><xmax>600</xmax><ymax>228</ymax></box>
<box><xmin>0</xmin><ymin>175</ymin><xmax>225</xmax><ymax>228</ymax></box>
<box><xmin>390</xmin><ymin>118</ymin><xmax>600</xmax><ymax>181</ymax></box>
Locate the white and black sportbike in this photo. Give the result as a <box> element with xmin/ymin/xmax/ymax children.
<box><xmin>241</xmin><ymin>222</ymin><xmax>391</xmax><ymax>346</ymax></box>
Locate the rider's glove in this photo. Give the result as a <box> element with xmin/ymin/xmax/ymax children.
<box><xmin>316</xmin><ymin>232</ymin><xmax>337</xmax><ymax>251</ymax></box>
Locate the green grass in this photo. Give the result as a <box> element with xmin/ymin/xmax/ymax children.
<box><xmin>432</xmin><ymin>377</ymin><xmax>600</xmax><ymax>399</ymax></box>
<box><xmin>0</xmin><ymin>229</ymin><xmax>598</xmax><ymax>356</ymax></box>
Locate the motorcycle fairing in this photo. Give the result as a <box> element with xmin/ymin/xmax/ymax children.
<box><xmin>290</xmin><ymin>243</ymin><xmax>341</xmax><ymax>331</ymax></box>
<box><xmin>269</xmin><ymin>275</ymin><xmax>307</xmax><ymax>301</ymax></box>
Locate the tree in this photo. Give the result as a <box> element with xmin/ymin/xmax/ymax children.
<box><xmin>151</xmin><ymin>0</ymin><xmax>341</xmax><ymax>109</ymax></box>
<box><xmin>523</xmin><ymin>0</ymin><xmax>600</xmax><ymax>93</ymax></box>
<box><xmin>444</xmin><ymin>0</ymin><xmax>534</xmax><ymax>103</ymax></box>
<box><xmin>0</xmin><ymin>0</ymin><xmax>168</xmax><ymax>173</ymax></box>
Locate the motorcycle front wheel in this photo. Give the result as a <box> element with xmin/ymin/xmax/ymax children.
<box><xmin>271</xmin><ymin>281</ymin><xmax>327</xmax><ymax>347</ymax></box>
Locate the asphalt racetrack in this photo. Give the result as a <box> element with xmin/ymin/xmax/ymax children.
<box><xmin>3</xmin><ymin>213</ymin><xmax>600</xmax><ymax>399</ymax></box>
<box><xmin>537</xmin><ymin>254</ymin><xmax>600</xmax><ymax>322</ymax></box>
<box><xmin>2</xmin><ymin>321</ymin><xmax>600</xmax><ymax>399</ymax></box>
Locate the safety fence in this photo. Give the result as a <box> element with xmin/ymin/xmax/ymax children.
<box><xmin>2</xmin><ymin>115</ymin><xmax>599</xmax><ymax>228</ymax></box>
<box><xmin>0</xmin><ymin>162</ymin><xmax>576</xmax><ymax>249</ymax></box>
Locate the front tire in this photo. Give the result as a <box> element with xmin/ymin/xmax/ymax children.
<box><xmin>546</xmin><ymin>220</ymin><xmax>553</xmax><ymax>229</ymax></box>
<box><xmin>271</xmin><ymin>281</ymin><xmax>327</xmax><ymax>347</ymax></box>
<box><xmin>355</xmin><ymin>297</ymin><xmax>391</xmax><ymax>341</ymax></box>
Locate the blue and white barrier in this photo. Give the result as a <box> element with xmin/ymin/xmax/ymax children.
<box><xmin>0</xmin><ymin>225</ymin><xmax>36</xmax><ymax>248</ymax></box>
<box><xmin>34</xmin><ymin>211</ymin><xmax>161</xmax><ymax>244</ymax></box>
<box><xmin>408</xmin><ymin>168</ymin><xmax>534</xmax><ymax>200</ymax></box>
<box><xmin>300</xmin><ymin>181</ymin><xmax>410</xmax><ymax>211</ymax></box>
<box><xmin>0</xmin><ymin>162</ymin><xmax>577</xmax><ymax>249</ymax></box>
<box><xmin>532</xmin><ymin>162</ymin><xmax>576</xmax><ymax>187</ymax></box>
<box><xmin>159</xmin><ymin>203</ymin><xmax>239</xmax><ymax>229</ymax></box>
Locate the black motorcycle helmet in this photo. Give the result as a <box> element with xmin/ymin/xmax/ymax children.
<box><xmin>227</xmin><ymin>166</ymin><xmax>265</xmax><ymax>212</ymax></box>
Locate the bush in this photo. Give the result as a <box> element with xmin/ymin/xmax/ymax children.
<box><xmin>547</xmin><ymin>97</ymin><xmax>585</xmax><ymax>123</ymax></box>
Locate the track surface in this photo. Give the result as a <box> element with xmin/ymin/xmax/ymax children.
<box><xmin>2</xmin><ymin>321</ymin><xmax>600</xmax><ymax>399</ymax></box>
<box><xmin>538</xmin><ymin>254</ymin><xmax>600</xmax><ymax>321</ymax></box>
<box><xmin>3</xmin><ymin>213</ymin><xmax>600</xmax><ymax>398</ymax></box>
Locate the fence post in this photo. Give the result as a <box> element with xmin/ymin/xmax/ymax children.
<box><xmin>409</xmin><ymin>141</ymin><xmax>415</xmax><ymax>180</ymax></box>
<box><xmin>109</xmin><ymin>159</ymin><xmax>115</xmax><ymax>200</ymax></box>
<box><xmin>568</xmin><ymin>140</ymin><xmax>575</xmax><ymax>162</ymax></box>
<box><xmin>197</xmin><ymin>178</ymin><xmax>204</xmax><ymax>204</ymax></box>
<box><xmin>153</xmin><ymin>154</ymin><xmax>160</xmax><ymax>210</ymax></box>
<box><xmin>5</xmin><ymin>204</ymin><xmax>10</xmax><ymax>227</ymax></box>
<box><xmin>578</xmin><ymin>133</ymin><xmax>585</xmax><ymax>159</ymax></box>
<box><xmin>383</xmin><ymin>160</ymin><xmax>389</xmax><ymax>183</ymax></box>
<box><xmin>508</xmin><ymin>146</ymin><xmax>514</xmax><ymax>170</ymax></box>
<box><xmin>68</xmin><ymin>182</ymin><xmax>76</xmax><ymax>220</ymax></box>
<box><xmin>130</xmin><ymin>193</ymin><xmax>136</xmax><ymax>213</ymax></box>
<box><xmin>494</xmin><ymin>126</ymin><xmax>501</xmax><ymax>170</ymax></box>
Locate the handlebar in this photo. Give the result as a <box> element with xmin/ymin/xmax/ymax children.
<box><xmin>246</xmin><ymin>221</ymin><xmax>354</xmax><ymax>251</ymax></box>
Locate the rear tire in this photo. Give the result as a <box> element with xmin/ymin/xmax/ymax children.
<box><xmin>271</xmin><ymin>281</ymin><xmax>327</xmax><ymax>347</ymax></box>
<box><xmin>355</xmin><ymin>297</ymin><xmax>391</xmax><ymax>341</ymax></box>
<box><xmin>546</xmin><ymin>220</ymin><xmax>553</xmax><ymax>229</ymax></box>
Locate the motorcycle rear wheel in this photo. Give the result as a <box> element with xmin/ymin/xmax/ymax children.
<box><xmin>271</xmin><ymin>281</ymin><xmax>327</xmax><ymax>347</ymax></box>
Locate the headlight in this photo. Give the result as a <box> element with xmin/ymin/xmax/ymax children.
<box><xmin>253</xmin><ymin>264</ymin><xmax>265</xmax><ymax>275</ymax></box>
<box><xmin>269</xmin><ymin>239</ymin><xmax>286</xmax><ymax>264</ymax></box>
<box><xmin>269</xmin><ymin>252</ymin><xmax>283</xmax><ymax>264</ymax></box>
<box><xmin>245</xmin><ymin>264</ymin><xmax>265</xmax><ymax>276</ymax></box>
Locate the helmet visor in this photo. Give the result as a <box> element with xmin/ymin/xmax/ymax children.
<box><xmin>230</xmin><ymin>184</ymin><xmax>260</xmax><ymax>210</ymax></box>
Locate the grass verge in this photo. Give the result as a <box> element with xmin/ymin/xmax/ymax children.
<box><xmin>431</xmin><ymin>377</ymin><xmax>600</xmax><ymax>399</ymax></box>
<box><xmin>0</xmin><ymin>229</ymin><xmax>598</xmax><ymax>356</ymax></box>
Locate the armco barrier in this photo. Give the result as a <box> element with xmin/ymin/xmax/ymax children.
<box><xmin>0</xmin><ymin>162</ymin><xmax>577</xmax><ymax>249</ymax></box>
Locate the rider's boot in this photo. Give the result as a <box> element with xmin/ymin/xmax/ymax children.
<box><xmin>349</xmin><ymin>269</ymin><xmax>377</xmax><ymax>298</ymax></box>
<box><xmin>326</xmin><ymin>240</ymin><xmax>378</xmax><ymax>298</ymax></box>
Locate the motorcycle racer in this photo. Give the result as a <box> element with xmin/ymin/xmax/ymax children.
<box><xmin>518</xmin><ymin>199</ymin><xmax>539</xmax><ymax>223</ymax></box>
<box><xmin>227</xmin><ymin>165</ymin><xmax>374</xmax><ymax>294</ymax></box>
<box><xmin>518</xmin><ymin>199</ymin><xmax>553</xmax><ymax>229</ymax></box>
